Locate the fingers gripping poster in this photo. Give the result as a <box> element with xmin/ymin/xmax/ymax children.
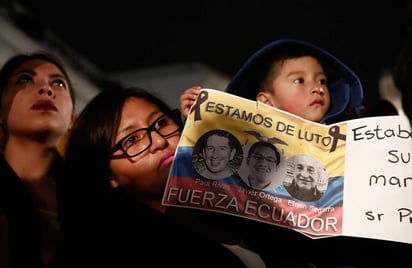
<box><xmin>162</xmin><ymin>89</ymin><xmax>412</xmax><ymax>244</ymax></box>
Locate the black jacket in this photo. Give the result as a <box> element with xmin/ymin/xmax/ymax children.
<box><xmin>0</xmin><ymin>154</ymin><xmax>65</xmax><ymax>268</ymax></box>
<box><xmin>61</xmin><ymin>186</ymin><xmax>246</xmax><ymax>267</ymax></box>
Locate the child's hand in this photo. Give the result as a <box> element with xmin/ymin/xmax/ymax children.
<box><xmin>180</xmin><ymin>86</ymin><xmax>201</xmax><ymax>118</ymax></box>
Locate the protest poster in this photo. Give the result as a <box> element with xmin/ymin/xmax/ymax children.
<box><xmin>162</xmin><ymin>88</ymin><xmax>412</xmax><ymax>244</ymax></box>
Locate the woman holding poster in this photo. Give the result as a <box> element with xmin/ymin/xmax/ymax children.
<box><xmin>61</xmin><ymin>86</ymin><xmax>250</xmax><ymax>267</ymax></box>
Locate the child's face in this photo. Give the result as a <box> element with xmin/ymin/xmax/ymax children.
<box><xmin>259</xmin><ymin>56</ymin><xmax>330</xmax><ymax>122</ymax></box>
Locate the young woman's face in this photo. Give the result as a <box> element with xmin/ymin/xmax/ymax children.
<box><xmin>109</xmin><ymin>97</ymin><xmax>180</xmax><ymax>196</ymax></box>
<box><xmin>265</xmin><ymin>56</ymin><xmax>331</xmax><ymax>122</ymax></box>
<box><xmin>0</xmin><ymin>59</ymin><xmax>74</xmax><ymax>144</ymax></box>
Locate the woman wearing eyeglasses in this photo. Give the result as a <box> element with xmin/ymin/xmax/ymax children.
<box><xmin>60</xmin><ymin>85</ymin><xmax>247</xmax><ymax>267</ymax></box>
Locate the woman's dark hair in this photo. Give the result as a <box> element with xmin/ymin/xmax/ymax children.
<box><xmin>0</xmin><ymin>51</ymin><xmax>76</xmax><ymax>107</ymax></box>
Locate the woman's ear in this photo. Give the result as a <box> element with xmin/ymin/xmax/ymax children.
<box><xmin>109</xmin><ymin>177</ymin><xmax>120</xmax><ymax>188</ymax></box>
<box><xmin>256</xmin><ymin>92</ymin><xmax>275</xmax><ymax>106</ymax></box>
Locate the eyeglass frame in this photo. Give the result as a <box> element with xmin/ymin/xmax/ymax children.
<box><xmin>248</xmin><ymin>153</ymin><xmax>279</xmax><ymax>166</ymax></box>
<box><xmin>110</xmin><ymin>109</ymin><xmax>182</xmax><ymax>158</ymax></box>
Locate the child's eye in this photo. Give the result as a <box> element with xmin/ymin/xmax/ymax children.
<box><xmin>319</xmin><ymin>78</ymin><xmax>327</xmax><ymax>85</ymax></box>
<box><xmin>293</xmin><ymin>78</ymin><xmax>304</xmax><ymax>84</ymax></box>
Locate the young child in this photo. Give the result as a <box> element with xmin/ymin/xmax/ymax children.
<box><xmin>178</xmin><ymin>39</ymin><xmax>412</xmax><ymax>267</ymax></box>
<box><xmin>180</xmin><ymin>38</ymin><xmax>364</xmax><ymax>124</ymax></box>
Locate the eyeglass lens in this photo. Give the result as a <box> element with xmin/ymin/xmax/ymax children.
<box><xmin>120</xmin><ymin>110</ymin><xmax>180</xmax><ymax>157</ymax></box>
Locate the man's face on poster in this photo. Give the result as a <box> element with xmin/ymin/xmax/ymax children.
<box><xmin>203</xmin><ymin>134</ymin><xmax>235</xmax><ymax>174</ymax></box>
<box><xmin>294</xmin><ymin>155</ymin><xmax>318</xmax><ymax>191</ymax></box>
<box><xmin>247</xmin><ymin>145</ymin><xmax>278</xmax><ymax>183</ymax></box>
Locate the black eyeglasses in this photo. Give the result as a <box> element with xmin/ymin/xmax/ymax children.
<box><xmin>111</xmin><ymin>109</ymin><xmax>182</xmax><ymax>158</ymax></box>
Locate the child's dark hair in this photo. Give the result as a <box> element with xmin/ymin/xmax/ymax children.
<box><xmin>258</xmin><ymin>44</ymin><xmax>319</xmax><ymax>93</ymax></box>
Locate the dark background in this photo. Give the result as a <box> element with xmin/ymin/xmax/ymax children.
<box><xmin>3</xmin><ymin>0</ymin><xmax>412</xmax><ymax>107</ymax></box>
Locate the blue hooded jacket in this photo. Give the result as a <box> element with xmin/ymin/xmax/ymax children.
<box><xmin>225</xmin><ymin>39</ymin><xmax>364</xmax><ymax>124</ymax></box>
